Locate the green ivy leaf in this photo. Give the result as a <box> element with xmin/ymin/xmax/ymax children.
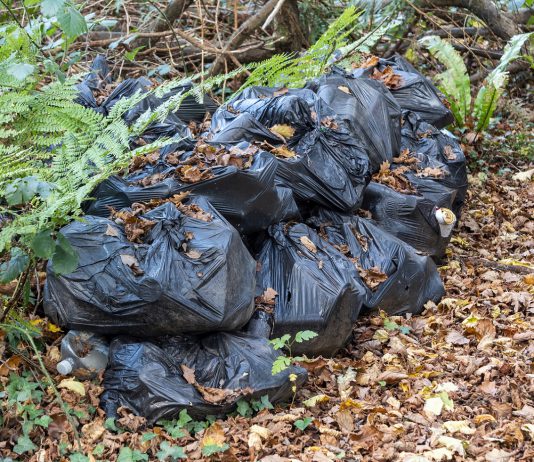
<box><xmin>0</xmin><ymin>248</ymin><xmax>29</xmax><ymax>284</ymax></box>
<box><xmin>92</xmin><ymin>444</ymin><xmax>105</xmax><ymax>456</ymax></box>
<box><xmin>34</xmin><ymin>415</ymin><xmax>53</xmax><ymax>428</ymax></box>
<box><xmin>31</xmin><ymin>230</ymin><xmax>56</xmax><ymax>259</ymax></box>
<box><xmin>295</xmin><ymin>330</ymin><xmax>318</xmax><ymax>343</ymax></box>
<box><xmin>125</xmin><ymin>47</ymin><xmax>144</xmax><ymax>62</ymax></box>
<box><xmin>7</xmin><ymin>63</ymin><xmax>35</xmax><ymax>81</ymax></box>
<box><xmin>13</xmin><ymin>435</ymin><xmax>37</xmax><ymax>455</ymax></box>
<box><xmin>104</xmin><ymin>417</ymin><xmax>119</xmax><ymax>432</ymax></box>
<box><xmin>156</xmin><ymin>441</ymin><xmax>186</xmax><ymax>461</ymax></box>
<box><xmin>383</xmin><ymin>319</ymin><xmax>400</xmax><ymax>331</ymax></box>
<box><xmin>294</xmin><ymin>417</ymin><xmax>312</xmax><ymax>431</ymax></box>
<box><xmin>69</xmin><ymin>454</ymin><xmax>89</xmax><ymax>462</ymax></box>
<box><xmin>51</xmin><ymin>234</ymin><xmax>78</xmax><ymax>275</ymax></box>
<box><xmin>117</xmin><ymin>447</ymin><xmax>148</xmax><ymax>462</ymax></box>
<box><xmin>41</xmin><ymin>0</ymin><xmax>66</xmax><ymax>17</ymax></box>
<box><xmin>236</xmin><ymin>399</ymin><xmax>252</xmax><ymax>417</ymax></box>
<box><xmin>201</xmin><ymin>444</ymin><xmax>229</xmax><ymax>457</ymax></box>
<box><xmin>141</xmin><ymin>432</ymin><xmax>157</xmax><ymax>442</ymax></box>
<box><xmin>57</xmin><ymin>7</ymin><xmax>88</xmax><ymax>40</ymax></box>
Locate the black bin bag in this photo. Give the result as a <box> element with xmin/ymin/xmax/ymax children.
<box><xmin>276</xmin><ymin>127</ymin><xmax>371</xmax><ymax>212</ymax></box>
<box><xmin>210</xmin><ymin>92</ymin><xmax>315</xmax><ymax>142</ymax></box>
<box><xmin>256</xmin><ymin>223</ymin><xmax>366</xmax><ymax>356</ymax></box>
<box><xmin>209</xmin><ymin>113</ymin><xmax>371</xmax><ymax>213</ymax></box>
<box><xmin>398</xmin><ymin>111</ymin><xmax>468</xmax><ymax>216</ymax></box>
<box><xmin>44</xmin><ymin>198</ymin><xmax>257</xmax><ymax>336</ymax></box>
<box><xmin>308</xmin><ymin>209</ymin><xmax>445</xmax><ymax>315</ymax></box>
<box><xmin>305</xmin><ymin>70</ymin><xmax>401</xmax><ymax>172</ymax></box>
<box><xmin>351</xmin><ymin>54</ymin><xmax>454</xmax><ymax>129</ymax></box>
<box><xmin>85</xmin><ymin>142</ymin><xmax>300</xmax><ymax>234</ymax></box>
<box><xmin>361</xmin><ymin>181</ymin><xmax>456</xmax><ymax>259</ymax></box>
<box><xmin>101</xmin><ymin>332</ymin><xmax>307</xmax><ymax>423</ymax></box>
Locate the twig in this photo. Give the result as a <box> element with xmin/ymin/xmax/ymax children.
<box><xmin>262</xmin><ymin>0</ymin><xmax>287</xmax><ymax>31</ymax></box>
<box><xmin>459</xmin><ymin>256</ymin><xmax>534</xmax><ymax>274</ymax></box>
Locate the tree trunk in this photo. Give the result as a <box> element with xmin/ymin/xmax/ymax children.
<box><xmin>419</xmin><ymin>0</ymin><xmax>520</xmax><ymax>40</ymax></box>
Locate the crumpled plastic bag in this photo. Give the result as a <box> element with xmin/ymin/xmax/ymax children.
<box><xmin>308</xmin><ymin>208</ymin><xmax>445</xmax><ymax>315</ymax></box>
<box><xmin>256</xmin><ymin>222</ymin><xmax>366</xmax><ymax>356</ymax></box>
<box><xmin>351</xmin><ymin>54</ymin><xmax>454</xmax><ymax>129</ymax></box>
<box><xmin>101</xmin><ymin>332</ymin><xmax>307</xmax><ymax>423</ymax></box>
<box><xmin>84</xmin><ymin>141</ymin><xmax>300</xmax><ymax>234</ymax></box>
<box><xmin>44</xmin><ymin>198</ymin><xmax>257</xmax><ymax>335</ymax></box>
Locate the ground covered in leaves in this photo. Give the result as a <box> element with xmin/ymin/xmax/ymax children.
<box><xmin>1</xmin><ymin>167</ymin><xmax>533</xmax><ymax>461</ymax></box>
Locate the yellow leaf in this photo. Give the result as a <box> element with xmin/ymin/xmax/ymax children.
<box><xmin>58</xmin><ymin>378</ymin><xmax>86</xmax><ymax>396</ymax></box>
<box><xmin>47</xmin><ymin>322</ymin><xmax>62</xmax><ymax>333</ymax></box>
<box><xmin>303</xmin><ymin>394</ymin><xmax>330</xmax><ymax>407</ymax></box>
<box><xmin>473</xmin><ymin>414</ymin><xmax>496</xmax><ymax>425</ymax></box>
<box><xmin>270</xmin><ymin>124</ymin><xmax>295</xmax><ymax>140</ymax></box>
<box><xmin>443</xmin><ymin>420</ymin><xmax>475</xmax><ymax>435</ymax></box>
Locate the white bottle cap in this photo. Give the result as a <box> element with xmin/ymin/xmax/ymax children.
<box><xmin>57</xmin><ymin>358</ymin><xmax>74</xmax><ymax>375</ymax></box>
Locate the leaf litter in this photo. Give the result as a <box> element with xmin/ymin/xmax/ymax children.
<box><xmin>0</xmin><ymin>172</ymin><xmax>533</xmax><ymax>461</ymax></box>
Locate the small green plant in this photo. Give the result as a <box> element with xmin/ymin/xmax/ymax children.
<box><xmin>270</xmin><ymin>330</ymin><xmax>318</xmax><ymax>375</ymax></box>
<box><xmin>116</xmin><ymin>447</ymin><xmax>148</xmax><ymax>462</ymax></box>
<box><xmin>201</xmin><ymin>443</ymin><xmax>230</xmax><ymax>457</ymax></box>
<box><xmin>294</xmin><ymin>417</ymin><xmax>313</xmax><ymax>431</ymax></box>
<box><xmin>156</xmin><ymin>441</ymin><xmax>186</xmax><ymax>461</ymax></box>
<box><xmin>420</xmin><ymin>32</ymin><xmax>533</xmax><ymax>133</ymax></box>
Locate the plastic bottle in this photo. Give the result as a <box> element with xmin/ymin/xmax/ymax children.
<box><xmin>56</xmin><ymin>331</ymin><xmax>109</xmax><ymax>379</ymax></box>
<box><xmin>435</xmin><ymin>207</ymin><xmax>456</xmax><ymax>238</ymax></box>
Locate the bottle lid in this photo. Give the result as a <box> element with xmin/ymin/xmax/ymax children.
<box><xmin>57</xmin><ymin>359</ymin><xmax>73</xmax><ymax>375</ymax></box>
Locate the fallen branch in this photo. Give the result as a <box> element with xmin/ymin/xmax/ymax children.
<box><xmin>210</xmin><ymin>0</ymin><xmax>282</xmax><ymax>75</ymax></box>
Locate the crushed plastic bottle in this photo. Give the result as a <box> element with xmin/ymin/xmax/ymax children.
<box><xmin>435</xmin><ymin>207</ymin><xmax>456</xmax><ymax>238</ymax></box>
<box><xmin>56</xmin><ymin>331</ymin><xmax>109</xmax><ymax>379</ymax></box>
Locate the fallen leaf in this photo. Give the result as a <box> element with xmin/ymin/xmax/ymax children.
<box><xmin>105</xmin><ymin>224</ymin><xmax>120</xmax><ymax>237</ymax></box>
<box><xmin>445</xmin><ymin>330</ymin><xmax>469</xmax><ymax>345</ymax></box>
<box><xmin>424</xmin><ymin>397</ymin><xmax>443</xmax><ymax>416</ymax></box>
<box><xmin>300</xmin><ymin>236</ymin><xmax>317</xmax><ymax>253</ymax></box>
<box><xmin>337</xmin><ymin>85</ymin><xmax>351</xmax><ymax>94</ymax></box>
<box><xmin>303</xmin><ymin>394</ymin><xmax>330</xmax><ymax>407</ymax></box>
<box><xmin>120</xmin><ymin>254</ymin><xmax>144</xmax><ymax>276</ymax></box>
<box><xmin>58</xmin><ymin>378</ymin><xmax>86</xmax><ymax>396</ymax></box>
<box><xmin>270</xmin><ymin>124</ymin><xmax>295</xmax><ymax>140</ymax></box>
<box><xmin>442</xmin><ymin>420</ymin><xmax>475</xmax><ymax>435</ymax></box>
<box><xmin>512</xmin><ymin>168</ymin><xmax>534</xmax><ymax>182</ymax></box>
<box><xmin>436</xmin><ymin>436</ymin><xmax>465</xmax><ymax>457</ymax></box>
<box><xmin>484</xmin><ymin>448</ymin><xmax>513</xmax><ymax>462</ymax></box>
<box><xmin>201</xmin><ymin>422</ymin><xmax>226</xmax><ymax>448</ymax></box>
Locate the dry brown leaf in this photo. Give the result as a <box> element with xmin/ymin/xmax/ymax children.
<box><xmin>300</xmin><ymin>235</ymin><xmax>317</xmax><ymax>253</ymax></box>
<box><xmin>338</xmin><ymin>85</ymin><xmax>351</xmax><ymax>94</ymax></box>
<box><xmin>120</xmin><ymin>254</ymin><xmax>144</xmax><ymax>276</ymax></box>
<box><xmin>105</xmin><ymin>224</ymin><xmax>120</xmax><ymax>237</ymax></box>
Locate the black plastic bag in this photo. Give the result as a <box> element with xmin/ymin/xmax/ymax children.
<box><xmin>351</xmin><ymin>54</ymin><xmax>454</xmax><ymax>129</ymax></box>
<box><xmin>210</xmin><ymin>107</ymin><xmax>371</xmax><ymax>213</ymax></box>
<box><xmin>305</xmin><ymin>70</ymin><xmax>402</xmax><ymax>172</ymax></box>
<box><xmin>361</xmin><ymin>181</ymin><xmax>455</xmax><ymax>258</ymax></box>
<box><xmin>84</xmin><ymin>142</ymin><xmax>300</xmax><ymax>234</ymax></box>
<box><xmin>256</xmin><ymin>223</ymin><xmax>366</xmax><ymax>356</ymax></box>
<box><xmin>210</xmin><ymin>92</ymin><xmax>315</xmax><ymax>142</ymax></box>
<box><xmin>397</xmin><ymin>111</ymin><xmax>468</xmax><ymax>216</ymax></box>
<box><xmin>44</xmin><ymin>198</ymin><xmax>257</xmax><ymax>335</ymax></box>
<box><xmin>101</xmin><ymin>332</ymin><xmax>307</xmax><ymax>423</ymax></box>
<box><xmin>308</xmin><ymin>208</ymin><xmax>445</xmax><ymax>315</ymax></box>
<box><xmin>276</xmin><ymin>127</ymin><xmax>371</xmax><ymax>211</ymax></box>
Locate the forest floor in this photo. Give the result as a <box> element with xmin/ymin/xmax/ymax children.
<box><xmin>1</xmin><ymin>133</ymin><xmax>533</xmax><ymax>461</ymax></box>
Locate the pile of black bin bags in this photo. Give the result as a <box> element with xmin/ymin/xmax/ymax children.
<box><xmin>44</xmin><ymin>55</ymin><xmax>467</xmax><ymax>422</ymax></box>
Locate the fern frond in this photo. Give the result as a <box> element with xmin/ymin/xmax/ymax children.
<box><xmin>419</xmin><ymin>35</ymin><xmax>471</xmax><ymax>126</ymax></box>
<box><xmin>474</xmin><ymin>32</ymin><xmax>532</xmax><ymax>132</ymax></box>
